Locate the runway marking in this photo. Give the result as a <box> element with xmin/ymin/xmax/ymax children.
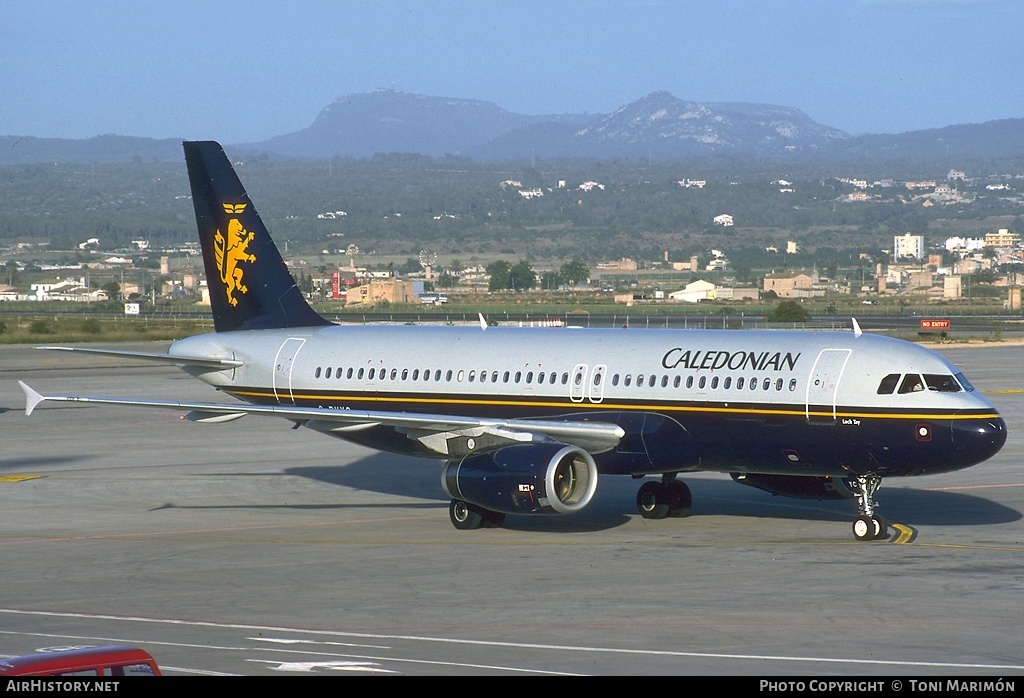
<box><xmin>1</xmin><ymin>608</ymin><xmax>1023</xmax><ymax>673</ymax></box>
<box><xmin>0</xmin><ymin>475</ymin><xmax>42</xmax><ymax>483</ymax></box>
<box><xmin>926</xmin><ymin>482</ymin><xmax>1024</xmax><ymax>491</ymax></box>
<box><xmin>889</xmin><ymin>524</ymin><xmax>915</xmax><ymax>544</ymax></box>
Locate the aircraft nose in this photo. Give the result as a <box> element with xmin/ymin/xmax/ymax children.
<box><xmin>951</xmin><ymin>414</ymin><xmax>1007</xmax><ymax>467</ymax></box>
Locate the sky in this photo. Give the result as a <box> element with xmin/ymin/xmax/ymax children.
<box><xmin>3</xmin><ymin>0</ymin><xmax>1023</xmax><ymax>143</ymax></box>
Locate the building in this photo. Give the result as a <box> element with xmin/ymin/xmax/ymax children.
<box><xmin>985</xmin><ymin>229</ymin><xmax>1021</xmax><ymax>248</ymax></box>
<box><xmin>763</xmin><ymin>272</ymin><xmax>815</xmax><ymax>298</ymax></box>
<box><xmin>893</xmin><ymin>233</ymin><xmax>924</xmax><ymax>261</ymax></box>
<box><xmin>713</xmin><ymin>214</ymin><xmax>734</xmax><ymax>227</ymax></box>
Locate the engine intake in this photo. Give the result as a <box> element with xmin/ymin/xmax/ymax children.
<box><xmin>442</xmin><ymin>443</ymin><xmax>598</xmax><ymax>515</ymax></box>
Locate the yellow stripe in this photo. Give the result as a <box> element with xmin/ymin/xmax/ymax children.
<box><xmin>0</xmin><ymin>475</ymin><xmax>43</xmax><ymax>483</ymax></box>
<box><xmin>224</xmin><ymin>388</ymin><xmax>1000</xmax><ymax>422</ymax></box>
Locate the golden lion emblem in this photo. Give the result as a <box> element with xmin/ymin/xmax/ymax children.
<box><xmin>214</xmin><ymin>203</ymin><xmax>257</xmax><ymax>306</ymax></box>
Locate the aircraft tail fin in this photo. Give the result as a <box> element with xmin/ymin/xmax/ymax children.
<box><xmin>183</xmin><ymin>140</ymin><xmax>331</xmax><ymax>332</ymax></box>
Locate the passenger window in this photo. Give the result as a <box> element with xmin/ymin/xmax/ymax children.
<box><xmin>492</xmin><ymin>371</ymin><xmax>499</xmax><ymax>383</ymax></box>
<box><xmin>561</xmin><ymin>373</ymin><xmax>569</xmax><ymax>385</ymax></box>
<box><xmin>412</xmin><ymin>369</ymin><xmax>420</xmax><ymax>380</ymax></box>
<box><xmin>446</xmin><ymin>370</ymin><xmax>453</xmax><ymax>381</ymax></box>
<box><xmin>526</xmin><ymin>372</ymin><xmax>533</xmax><ymax>384</ymax></box>
<box><xmin>434</xmin><ymin>370</ymin><xmax>442</xmax><ymax>381</ymax></box>
<box><xmin>877</xmin><ymin>374</ymin><xmax>900</xmax><ymax>395</ymax></box>
<box><xmin>612</xmin><ymin>374</ymin><xmax>620</xmax><ymax>386</ymax></box>
<box><xmin>789</xmin><ymin>379</ymin><xmax>797</xmax><ymax>391</ymax></box>
<box><xmin>468</xmin><ymin>370</ymin><xmax>475</xmax><ymax>382</ymax></box>
<box><xmin>315</xmin><ymin>367</ymin><xmax>322</xmax><ymax>378</ymax></box>
<box><xmin>515</xmin><ymin>371</ymin><xmax>522</xmax><ymax>383</ymax></box>
<box><xmin>924</xmin><ymin>374</ymin><xmax>961</xmax><ymax>392</ymax></box>
<box><xmin>390</xmin><ymin>369</ymin><xmax>398</xmax><ymax>380</ymax></box>
<box><xmin>751</xmin><ymin>378</ymin><xmax>758</xmax><ymax>390</ymax></box>
<box><xmin>624</xmin><ymin>375</ymin><xmax>632</xmax><ymax>387</ymax></box>
<box><xmin>594</xmin><ymin>373</ymin><xmax>602</xmax><ymax>386</ymax></box>
<box><xmin>503</xmin><ymin>371</ymin><xmax>510</xmax><ymax>383</ymax></box>
<box><xmin>775</xmin><ymin>378</ymin><xmax>783</xmax><ymax>391</ymax></box>
<box><xmin>661</xmin><ymin>375</ymin><xmax>668</xmax><ymax>388</ymax></box>
<box><xmin>686</xmin><ymin>376</ymin><xmax>693</xmax><ymax>389</ymax></box>
<box><xmin>737</xmin><ymin>377</ymin><xmax>745</xmax><ymax>389</ymax></box>
<box><xmin>698</xmin><ymin>376</ymin><xmax>706</xmax><ymax>389</ymax></box>
<box><xmin>402</xmin><ymin>369</ymin><xmax>408</xmax><ymax>380</ymax></box>
<box><xmin>347</xmin><ymin>368</ymin><xmax>354</xmax><ymax>379</ymax></box>
<box><xmin>673</xmin><ymin>376</ymin><xmax>680</xmax><ymax>388</ymax></box>
<box><xmin>536</xmin><ymin>372</ymin><xmax>544</xmax><ymax>384</ymax></box>
<box><xmin>724</xmin><ymin>377</ymin><xmax>731</xmax><ymax>389</ymax></box>
<box><xmin>457</xmin><ymin>370</ymin><xmax>464</xmax><ymax>382</ymax></box>
<box><xmin>358</xmin><ymin>368</ymin><xmax>364</xmax><ymax>379</ymax></box>
<box><xmin>762</xmin><ymin>378</ymin><xmax>771</xmax><ymax>391</ymax></box>
<box><xmin>369</xmin><ymin>368</ymin><xmax>376</xmax><ymax>380</ymax></box>
<box><xmin>898</xmin><ymin>374</ymin><xmax>925</xmax><ymax>394</ymax></box>
<box><xmin>637</xmin><ymin>375</ymin><xmax>645</xmax><ymax>387</ymax></box>
<box><xmin>710</xmin><ymin>377</ymin><xmax>718</xmax><ymax>389</ymax></box>
<box><xmin>550</xmin><ymin>372</ymin><xmax>557</xmax><ymax>384</ymax></box>
<box><xmin>325</xmin><ymin>367</ymin><xmax>332</xmax><ymax>378</ymax></box>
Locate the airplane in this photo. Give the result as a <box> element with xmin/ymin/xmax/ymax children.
<box><xmin>19</xmin><ymin>140</ymin><xmax>1007</xmax><ymax>541</ymax></box>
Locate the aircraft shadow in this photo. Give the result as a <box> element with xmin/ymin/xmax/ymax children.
<box><xmin>286</xmin><ymin>454</ymin><xmax>1022</xmax><ymax>532</ymax></box>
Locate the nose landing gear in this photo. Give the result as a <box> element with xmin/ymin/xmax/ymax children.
<box><xmin>850</xmin><ymin>474</ymin><xmax>887</xmax><ymax>541</ymax></box>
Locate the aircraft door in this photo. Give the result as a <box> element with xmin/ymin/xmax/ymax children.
<box><xmin>805</xmin><ymin>348</ymin><xmax>851</xmax><ymax>424</ymax></box>
<box><xmin>570</xmin><ymin>364</ymin><xmax>588</xmax><ymax>403</ymax></box>
<box><xmin>273</xmin><ymin>337</ymin><xmax>306</xmax><ymax>404</ymax></box>
<box><xmin>588</xmin><ymin>364</ymin><xmax>607</xmax><ymax>403</ymax></box>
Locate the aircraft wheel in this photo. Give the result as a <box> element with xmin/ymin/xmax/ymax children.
<box><xmin>450</xmin><ymin>499</ymin><xmax>484</xmax><ymax>530</ymax></box>
<box><xmin>482</xmin><ymin>510</ymin><xmax>506</xmax><ymax>528</ymax></box>
<box><xmin>853</xmin><ymin>515</ymin><xmax>876</xmax><ymax>541</ymax></box>
<box><xmin>667</xmin><ymin>480</ymin><xmax>692</xmax><ymax>518</ymax></box>
<box><xmin>637</xmin><ymin>481</ymin><xmax>670</xmax><ymax>520</ymax></box>
<box><xmin>871</xmin><ymin>515</ymin><xmax>887</xmax><ymax>540</ymax></box>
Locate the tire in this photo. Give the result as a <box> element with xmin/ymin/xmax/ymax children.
<box><xmin>637</xmin><ymin>481</ymin><xmax>670</xmax><ymax>520</ymax></box>
<box><xmin>449</xmin><ymin>499</ymin><xmax>484</xmax><ymax>530</ymax></box>
<box><xmin>853</xmin><ymin>515</ymin><xmax>875</xmax><ymax>541</ymax></box>
<box><xmin>667</xmin><ymin>480</ymin><xmax>692</xmax><ymax>518</ymax></box>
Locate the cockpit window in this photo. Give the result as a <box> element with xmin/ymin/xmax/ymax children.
<box><xmin>955</xmin><ymin>372</ymin><xmax>975</xmax><ymax>392</ymax></box>
<box><xmin>877</xmin><ymin>374</ymin><xmax>901</xmax><ymax>395</ymax></box>
<box><xmin>923</xmin><ymin>374</ymin><xmax>962</xmax><ymax>392</ymax></box>
<box><xmin>898</xmin><ymin>374</ymin><xmax>925</xmax><ymax>394</ymax></box>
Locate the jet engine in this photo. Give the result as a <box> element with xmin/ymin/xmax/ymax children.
<box><xmin>730</xmin><ymin>473</ymin><xmax>855</xmax><ymax>500</ymax></box>
<box><xmin>441</xmin><ymin>443</ymin><xmax>598</xmax><ymax>515</ymax></box>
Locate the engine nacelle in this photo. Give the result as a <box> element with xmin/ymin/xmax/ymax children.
<box><xmin>441</xmin><ymin>443</ymin><xmax>598</xmax><ymax>516</ymax></box>
<box><xmin>730</xmin><ymin>473</ymin><xmax>855</xmax><ymax>500</ymax></box>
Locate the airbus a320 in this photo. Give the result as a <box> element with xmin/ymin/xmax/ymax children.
<box><xmin>20</xmin><ymin>141</ymin><xmax>1007</xmax><ymax>541</ymax></box>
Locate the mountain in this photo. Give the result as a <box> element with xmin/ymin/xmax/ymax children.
<box><xmin>1</xmin><ymin>90</ymin><xmax>1022</xmax><ymax>164</ymax></box>
<box><xmin>249</xmin><ymin>89</ymin><xmax>592</xmax><ymax>159</ymax></box>
<box><xmin>471</xmin><ymin>91</ymin><xmax>849</xmax><ymax>160</ymax></box>
<box><xmin>0</xmin><ymin>135</ymin><xmax>182</xmax><ymax>165</ymax></box>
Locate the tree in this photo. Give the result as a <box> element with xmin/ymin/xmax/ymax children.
<box><xmin>765</xmin><ymin>300</ymin><xmax>811</xmax><ymax>323</ymax></box>
<box><xmin>101</xmin><ymin>281</ymin><xmax>121</xmax><ymax>301</ymax></box>
<box><xmin>486</xmin><ymin>260</ymin><xmax>512</xmax><ymax>292</ymax></box>
<box><xmin>559</xmin><ymin>259</ymin><xmax>590</xmax><ymax>286</ymax></box>
<box><xmin>509</xmin><ymin>260</ymin><xmax>536</xmax><ymax>291</ymax></box>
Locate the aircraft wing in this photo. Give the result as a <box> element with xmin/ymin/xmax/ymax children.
<box><xmin>18</xmin><ymin>381</ymin><xmax>624</xmax><ymax>455</ymax></box>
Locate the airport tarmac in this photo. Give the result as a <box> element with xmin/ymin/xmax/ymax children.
<box><xmin>0</xmin><ymin>340</ymin><xmax>1022</xmax><ymax>676</ymax></box>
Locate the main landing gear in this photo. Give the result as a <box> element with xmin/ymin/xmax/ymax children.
<box><xmin>636</xmin><ymin>475</ymin><xmax>692</xmax><ymax>520</ymax></box>
<box><xmin>850</xmin><ymin>474</ymin><xmax>887</xmax><ymax>541</ymax></box>
<box><xmin>448</xmin><ymin>499</ymin><xmax>505</xmax><ymax>530</ymax></box>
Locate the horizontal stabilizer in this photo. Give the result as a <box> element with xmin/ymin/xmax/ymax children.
<box><xmin>35</xmin><ymin>346</ymin><xmax>243</xmax><ymax>368</ymax></box>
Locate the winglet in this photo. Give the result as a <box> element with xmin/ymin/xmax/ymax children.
<box><xmin>852</xmin><ymin>318</ymin><xmax>863</xmax><ymax>338</ymax></box>
<box><xmin>478</xmin><ymin>313</ymin><xmax>487</xmax><ymax>331</ymax></box>
<box><xmin>18</xmin><ymin>381</ymin><xmax>45</xmax><ymax>416</ymax></box>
